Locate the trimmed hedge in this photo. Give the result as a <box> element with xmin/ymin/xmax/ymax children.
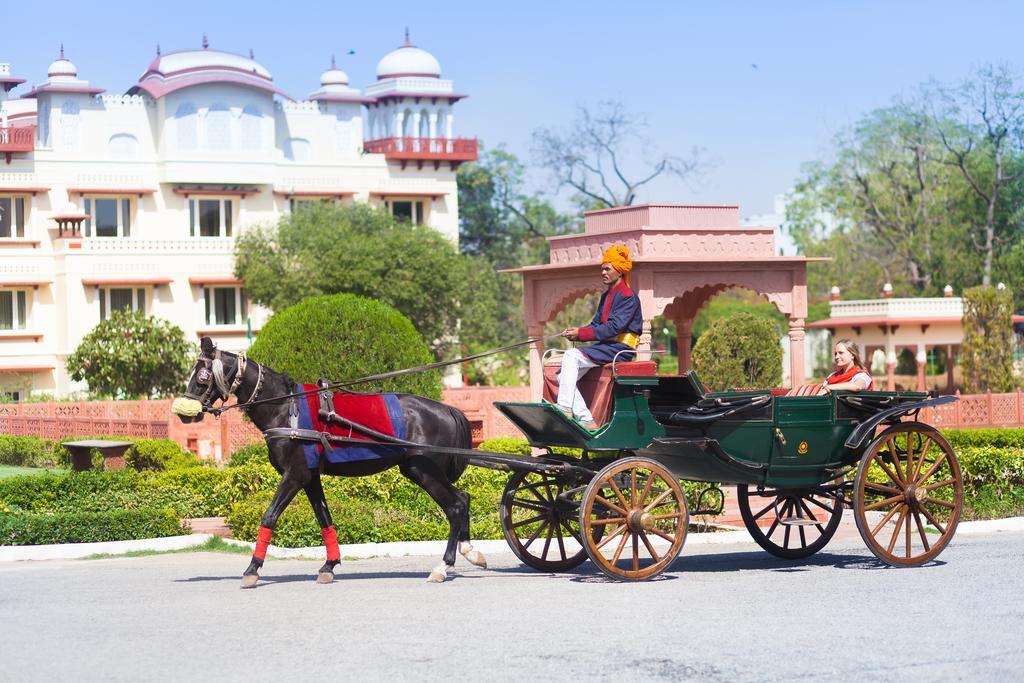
<box><xmin>0</xmin><ymin>508</ymin><xmax>188</xmax><ymax>545</ymax></box>
<box><xmin>227</xmin><ymin>442</ymin><xmax>268</xmax><ymax>468</ymax></box>
<box><xmin>246</xmin><ymin>293</ymin><xmax>442</xmax><ymax>399</ymax></box>
<box><xmin>692</xmin><ymin>312</ymin><xmax>783</xmax><ymax>391</ymax></box>
<box><xmin>0</xmin><ymin>434</ymin><xmax>201</xmax><ymax>472</ymax></box>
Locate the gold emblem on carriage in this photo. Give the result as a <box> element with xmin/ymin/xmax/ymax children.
<box><xmin>797</xmin><ymin>441</ymin><xmax>809</xmax><ymax>455</ymax></box>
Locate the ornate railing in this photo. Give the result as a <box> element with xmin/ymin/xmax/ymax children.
<box><xmin>829</xmin><ymin>298</ymin><xmax>963</xmax><ymax>318</ymax></box>
<box><xmin>0</xmin><ymin>125</ymin><xmax>35</xmax><ymax>156</ymax></box>
<box><xmin>363</xmin><ymin>137</ymin><xmax>477</xmax><ymax>162</ymax></box>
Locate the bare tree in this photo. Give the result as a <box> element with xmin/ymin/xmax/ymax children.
<box><xmin>532</xmin><ymin>100</ymin><xmax>701</xmax><ymax>208</ymax></box>
<box><xmin>933</xmin><ymin>65</ymin><xmax>1024</xmax><ymax>286</ymax></box>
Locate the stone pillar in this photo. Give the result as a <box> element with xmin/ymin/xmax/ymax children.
<box><xmin>528</xmin><ymin>323</ymin><xmax>544</xmax><ymax>402</ymax></box>
<box><xmin>428</xmin><ymin>112</ymin><xmax>438</xmax><ymax>140</ymax></box>
<box><xmin>788</xmin><ymin>318</ymin><xmax>806</xmax><ymax>387</ymax></box>
<box><xmin>394</xmin><ymin>111</ymin><xmax>405</xmax><ymax>142</ymax></box>
<box><xmin>445</xmin><ymin>113</ymin><xmax>454</xmax><ymax>140</ymax></box>
<box><xmin>886</xmin><ymin>349</ymin><xmax>897</xmax><ymax>391</ymax></box>
<box><xmin>639</xmin><ymin>318</ymin><xmax>653</xmax><ymax>355</ymax></box>
<box><xmin>946</xmin><ymin>344</ymin><xmax>955</xmax><ymax>393</ymax></box>
<box><xmin>916</xmin><ymin>344</ymin><xmax>927</xmax><ymax>392</ymax></box>
<box><xmin>675</xmin><ymin>318</ymin><xmax>693</xmax><ymax>374</ymax></box>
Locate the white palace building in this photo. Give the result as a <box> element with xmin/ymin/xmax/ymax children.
<box><xmin>0</xmin><ymin>34</ymin><xmax>476</xmax><ymax>399</ymax></box>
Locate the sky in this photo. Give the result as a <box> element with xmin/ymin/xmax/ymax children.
<box><xmin>6</xmin><ymin>0</ymin><xmax>1024</xmax><ymax>220</ymax></box>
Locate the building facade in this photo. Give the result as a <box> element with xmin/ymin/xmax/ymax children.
<box><xmin>0</xmin><ymin>35</ymin><xmax>476</xmax><ymax>399</ymax></box>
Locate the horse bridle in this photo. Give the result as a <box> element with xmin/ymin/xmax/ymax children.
<box><xmin>186</xmin><ymin>348</ymin><xmax>264</xmax><ymax>414</ymax></box>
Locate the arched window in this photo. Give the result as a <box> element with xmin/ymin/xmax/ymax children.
<box><xmin>418</xmin><ymin>109</ymin><xmax>430</xmax><ymax>138</ymax></box>
<box><xmin>206</xmin><ymin>103</ymin><xmax>232</xmax><ymax>151</ymax></box>
<box><xmin>60</xmin><ymin>100</ymin><xmax>79</xmax><ymax>149</ymax></box>
<box><xmin>400</xmin><ymin>108</ymin><xmax>413</xmax><ymax>137</ymax></box>
<box><xmin>175</xmin><ymin>103</ymin><xmax>197</xmax><ymax>150</ymax></box>
<box><xmin>240</xmin><ymin>104</ymin><xmax>262</xmax><ymax>151</ymax></box>
<box><xmin>436</xmin><ymin>109</ymin><xmax>449</xmax><ymax>140</ymax></box>
<box><xmin>108</xmin><ymin>133</ymin><xmax>138</xmax><ymax>160</ymax></box>
<box><xmin>284</xmin><ymin>137</ymin><xmax>311</xmax><ymax>163</ymax></box>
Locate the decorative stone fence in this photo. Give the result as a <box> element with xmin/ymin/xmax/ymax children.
<box><xmin>3</xmin><ymin>388</ymin><xmax>1020</xmax><ymax>462</ymax></box>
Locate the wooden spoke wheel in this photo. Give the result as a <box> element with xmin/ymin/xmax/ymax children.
<box><xmin>500</xmin><ymin>470</ymin><xmax>598</xmax><ymax>572</ymax></box>
<box><xmin>737</xmin><ymin>485</ymin><xmax>844</xmax><ymax>559</ymax></box>
<box><xmin>854</xmin><ymin>422</ymin><xmax>963</xmax><ymax>567</ymax></box>
<box><xmin>579</xmin><ymin>457</ymin><xmax>688</xmax><ymax>581</ymax></box>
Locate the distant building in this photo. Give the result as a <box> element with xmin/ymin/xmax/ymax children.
<box><xmin>0</xmin><ymin>34</ymin><xmax>476</xmax><ymax>398</ymax></box>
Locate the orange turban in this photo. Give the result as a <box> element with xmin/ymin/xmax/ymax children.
<box><xmin>603</xmin><ymin>245</ymin><xmax>632</xmax><ymax>274</ymax></box>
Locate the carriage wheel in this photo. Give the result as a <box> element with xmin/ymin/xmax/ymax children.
<box><xmin>500</xmin><ymin>470</ymin><xmax>598</xmax><ymax>572</ymax></box>
<box><xmin>853</xmin><ymin>422</ymin><xmax>963</xmax><ymax>567</ymax></box>
<box><xmin>737</xmin><ymin>485</ymin><xmax>843</xmax><ymax>559</ymax></box>
<box><xmin>579</xmin><ymin>457</ymin><xmax>688</xmax><ymax>581</ymax></box>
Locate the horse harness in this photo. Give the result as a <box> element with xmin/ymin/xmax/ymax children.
<box><xmin>188</xmin><ymin>348</ymin><xmax>265</xmax><ymax>414</ymax></box>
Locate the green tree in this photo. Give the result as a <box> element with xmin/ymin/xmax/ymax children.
<box><xmin>235</xmin><ymin>202</ymin><xmax>501</xmax><ymax>359</ymax></box>
<box><xmin>960</xmin><ymin>285</ymin><xmax>1017</xmax><ymax>393</ymax></box>
<box><xmin>65</xmin><ymin>310</ymin><xmax>194</xmax><ymax>399</ymax></box>
<box><xmin>933</xmin><ymin>65</ymin><xmax>1024</xmax><ymax>286</ymax></box>
<box><xmin>247</xmin><ymin>294</ymin><xmax>441</xmax><ymax>399</ymax></box>
<box><xmin>787</xmin><ymin>101</ymin><xmax>967</xmax><ymax>300</ymax></box>
<box><xmin>691</xmin><ymin>313</ymin><xmax>783</xmax><ymax>391</ymax></box>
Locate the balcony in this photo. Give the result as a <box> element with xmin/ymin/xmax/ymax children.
<box><xmin>363</xmin><ymin>137</ymin><xmax>478</xmax><ymax>169</ymax></box>
<box><xmin>0</xmin><ymin>125</ymin><xmax>34</xmax><ymax>163</ymax></box>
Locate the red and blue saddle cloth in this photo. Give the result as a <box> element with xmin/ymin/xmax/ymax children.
<box><xmin>295</xmin><ymin>384</ymin><xmax>407</xmax><ymax>468</ymax></box>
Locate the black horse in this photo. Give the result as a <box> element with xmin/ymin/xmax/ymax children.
<box><xmin>173</xmin><ymin>337</ymin><xmax>487</xmax><ymax>587</ymax></box>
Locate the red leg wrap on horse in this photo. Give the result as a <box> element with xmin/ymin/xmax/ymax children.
<box><xmin>254</xmin><ymin>526</ymin><xmax>273</xmax><ymax>560</ymax></box>
<box><xmin>321</xmin><ymin>527</ymin><xmax>340</xmax><ymax>561</ymax></box>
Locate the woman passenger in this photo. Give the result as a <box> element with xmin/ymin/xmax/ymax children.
<box><xmin>822</xmin><ymin>338</ymin><xmax>873</xmax><ymax>392</ymax></box>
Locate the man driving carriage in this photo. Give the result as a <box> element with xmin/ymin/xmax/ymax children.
<box><xmin>556</xmin><ymin>244</ymin><xmax>643</xmax><ymax>429</ymax></box>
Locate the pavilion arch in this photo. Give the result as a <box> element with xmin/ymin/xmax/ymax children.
<box><xmin>510</xmin><ymin>204</ymin><xmax>824</xmax><ymax>399</ymax></box>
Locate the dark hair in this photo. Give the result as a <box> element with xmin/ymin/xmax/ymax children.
<box><xmin>835</xmin><ymin>338</ymin><xmax>867</xmax><ymax>371</ymax></box>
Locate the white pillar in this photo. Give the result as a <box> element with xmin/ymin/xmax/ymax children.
<box><xmin>428</xmin><ymin>112</ymin><xmax>438</xmax><ymax>140</ymax></box>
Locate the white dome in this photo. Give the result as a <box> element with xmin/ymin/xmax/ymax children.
<box><xmin>320</xmin><ymin>68</ymin><xmax>349</xmax><ymax>86</ymax></box>
<box><xmin>48</xmin><ymin>58</ymin><xmax>77</xmax><ymax>78</ymax></box>
<box><xmin>375</xmin><ymin>45</ymin><xmax>440</xmax><ymax>80</ymax></box>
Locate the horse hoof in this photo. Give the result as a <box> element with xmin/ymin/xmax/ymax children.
<box><xmin>240</xmin><ymin>574</ymin><xmax>258</xmax><ymax>589</ymax></box>
<box><xmin>464</xmin><ymin>549</ymin><xmax>488</xmax><ymax>569</ymax></box>
<box><xmin>317</xmin><ymin>572</ymin><xmax>334</xmax><ymax>584</ymax></box>
<box><xmin>427</xmin><ymin>564</ymin><xmax>448</xmax><ymax>583</ymax></box>
<box><xmin>459</xmin><ymin>542</ymin><xmax>488</xmax><ymax>569</ymax></box>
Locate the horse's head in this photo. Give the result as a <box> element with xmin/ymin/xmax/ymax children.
<box><xmin>172</xmin><ymin>337</ymin><xmax>243</xmax><ymax>423</ymax></box>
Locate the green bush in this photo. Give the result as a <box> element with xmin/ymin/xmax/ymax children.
<box><xmin>692</xmin><ymin>312</ymin><xmax>783</xmax><ymax>391</ymax></box>
<box><xmin>129</xmin><ymin>438</ymin><xmax>200</xmax><ymax>471</ymax></box>
<box><xmin>0</xmin><ymin>508</ymin><xmax>187</xmax><ymax>545</ymax></box>
<box><xmin>246</xmin><ymin>293</ymin><xmax>441</xmax><ymax>399</ymax></box>
<box><xmin>0</xmin><ymin>436</ymin><xmax>55</xmax><ymax>468</ymax></box>
<box><xmin>228</xmin><ymin>442</ymin><xmax>269</xmax><ymax>468</ymax></box>
<box><xmin>944</xmin><ymin>428</ymin><xmax>1024</xmax><ymax>450</ymax></box>
<box><xmin>960</xmin><ymin>285</ymin><xmax>1016</xmax><ymax>393</ymax></box>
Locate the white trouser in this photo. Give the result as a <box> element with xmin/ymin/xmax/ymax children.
<box><xmin>556</xmin><ymin>348</ymin><xmax>600</xmax><ymax>423</ymax></box>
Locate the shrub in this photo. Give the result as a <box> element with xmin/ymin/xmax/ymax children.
<box><xmin>228</xmin><ymin>442</ymin><xmax>269</xmax><ymax>468</ymax></box>
<box><xmin>960</xmin><ymin>285</ymin><xmax>1017</xmax><ymax>393</ymax></box>
<box><xmin>0</xmin><ymin>509</ymin><xmax>187</xmax><ymax>545</ymax></box>
<box><xmin>246</xmin><ymin>293</ymin><xmax>441</xmax><ymax>399</ymax></box>
<box><xmin>692</xmin><ymin>312</ymin><xmax>783</xmax><ymax>391</ymax></box>
<box><xmin>944</xmin><ymin>428</ymin><xmax>1024</xmax><ymax>450</ymax></box>
<box><xmin>129</xmin><ymin>438</ymin><xmax>200</xmax><ymax>471</ymax></box>
<box><xmin>0</xmin><ymin>436</ymin><xmax>55</xmax><ymax>468</ymax></box>
<box><xmin>50</xmin><ymin>436</ymin><xmax>197</xmax><ymax>472</ymax></box>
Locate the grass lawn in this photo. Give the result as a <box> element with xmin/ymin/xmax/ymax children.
<box><xmin>0</xmin><ymin>465</ymin><xmax>56</xmax><ymax>479</ymax></box>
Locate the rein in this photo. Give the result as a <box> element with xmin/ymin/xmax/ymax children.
<box><xmin>205</xmin><ymin>334</ymin><xmax>565</xmax><ymax>416</ymax></box>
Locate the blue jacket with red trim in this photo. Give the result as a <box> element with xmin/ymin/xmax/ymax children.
<box><xmin>577</xmin><ymin>280</ymin><xmax>642</xmax><ymax>364</ymax></box>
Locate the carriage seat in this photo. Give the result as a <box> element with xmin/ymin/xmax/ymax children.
<box><xmin>784</xmin><ymin>383</ymin><xmax>828</xmax><ymax>397</ymax></box>
<box><xmin>542</xmin><ymin>359</ymin><xmax>657</xmax><ymax>426</ymax></box>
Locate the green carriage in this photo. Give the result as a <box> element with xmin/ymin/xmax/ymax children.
<box><xmin>493</xmin><ymin>368</ymin><xmax>961</xmax><ymax>581</ymax></box>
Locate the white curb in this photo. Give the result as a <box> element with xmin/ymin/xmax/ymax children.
<box><xmin>0</xmin><ymin>533</ymin><xmax>214</xmax><ymax>562</ymax></box>
<box><xmin>2</xmin><ymin>517</ymin><xmax>1021</xmax><ymax>563</ymax></box>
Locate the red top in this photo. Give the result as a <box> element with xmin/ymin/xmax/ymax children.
<box><xmin>824</xmin><ymin>365</ymin><xmax>873</xmax><ymax>390</ymax></box>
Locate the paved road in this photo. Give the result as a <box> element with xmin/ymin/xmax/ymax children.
<box><xmin>2</xmin><ymin>530</ymin><xmax>1022</xmax><ymax>682</ymax></box>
